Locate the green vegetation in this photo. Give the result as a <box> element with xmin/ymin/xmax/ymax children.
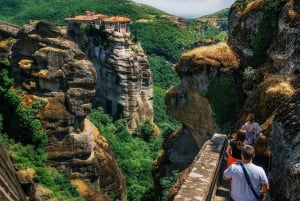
<box><xmin>153</xmin><ymin>86</ymin><xmax>181</xmax><ymax>129</ymax></box>
<box><xmin>206</xmin><ymin>76</ymin><xmax>243</xmax><ymax>132</ymax></box>
<box><xmin>0</xmin><ymin>0</ymin><xmax>227</xmax><ymax>64</ymax></box>
<box><xmin>148</xmin><ymin>55</ymin><xmax>180</xmax><ymax>90</ymax></box>
<box><xmin>250</xmin><ymin>0</ymin><xmax>287</xmax><ymax>62</ymax></box>
<box><xmin>135</xmin><ymin>118</ymin><xmax>153</xmax><ymax>142</ymax></box>
<box><xmin>89</xmin><ymin>106</ymin><xmax>181</xmax><ymax>201</ymax></box>
<box><xmin>0</xmin><ymin>0</ymin><xmax>165</xmax><ymax>25</ymax></box>
<box><xmin>234</xmin><ymin>0</ymin><xmax>255</xmax><ymax>10</ymax></box>
<box><xmin>131</xmin><ymin>20</ymin><xmax>195</xmax><ymax>62</ymax></box>
<box><xmin>90</xmin><ymin>107</ymin><xmax>162</xmax><ymax>201</ymax></box>
<box><xmin>159</xmin><ymin>170</ymin><xmax>180</xmax><ymax>201</ymax></box>
<box><xmin>0</xmin><ymin>61</ymin><xmax>47</xmax><ymax>147</ymax></box>
<box><xmin>0</xmin><ymin>61</ymin><xmax>84</xmax><ymax>200</ymax></box>
<box><xmin>187</xmin><ymin>8</ymin><xmax>229</xmax><ymax>43</ymax></box>
<box><xmin>243</xmin><ymin>66</ymin><xmax>256</xmax><ymax>81</ymax></box>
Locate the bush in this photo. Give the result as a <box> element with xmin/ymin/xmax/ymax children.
<box><xmin>89</xmin><ymin>107</ymin><xmax>163</xmax><ymax>201</ymax></box>
<box><xmin>130</xmin><ymin>20</ymin><xmax>195</xmax><ymax>62</ymax></box>
<box><xmin>148</xmin><ymin>55</ymin><xmax>180</xmax><ymax>90</ymax></box>
<box><xmin>159</xmin><ymin>170</ymin><xmax>180</xmax><ymax>201</ymax></box>
<box><xmin>153</xmin><ymin>86</ymin><xmax>181</xmax><ymax>129</ymax></box>
<box><xmin>250</xmin><ymin>0</ymin><xmax>287</xmax><ymax>62</ymax></box>
<box><xmin>234</xmin><ymin>0</ymin><xmax>255</xmax><ymax>11</ymax></box>
<box><xmin>206</xmin><ymin>76</ymin><xmax>243</xmax><ymax>132</ymax></box>
<box><xmin>243</xmin><ymin>66</ymin><xmax>256</xmax><ymax>81</ymax></box>
<box><xmin>135</xmin><ymin>119</ymin><xmax>153</xmax><ymax>142</ymax></box>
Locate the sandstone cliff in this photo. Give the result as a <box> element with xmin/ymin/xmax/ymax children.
<box><xmin>8</xmin><ymin>20</ymin><xmax>126</xmax><ymax>201</ymax></box>
<box><xmin>66</xmin><ymin>21</ymin><xmax>154</xmax><ymax>132</ymax></box>
<box><xmin>158</xmin><ymin>42</ymin><xmax>240</xmax><ymax>172</ymax></box>
<box><xmin>228</xmin><ymin>0</ymin><xmax>300</xmax><ymax>128</ymax></box>
<box><xmin>270</xmin><ymin>89</ymin><xmax>300</xmax><ymax>201</ymax></box>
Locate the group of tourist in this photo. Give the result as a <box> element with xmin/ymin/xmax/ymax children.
<box><xmin>223</xmin><ymin>113</ymin><xmax>272</xmax><ymax>201</ymax></box>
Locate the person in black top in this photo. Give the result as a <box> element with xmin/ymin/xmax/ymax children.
<box><xmin>253</xmin><ymin>134</ymin><xmax>272</xmax><ymax>177</ymax></box>
<box><xmin>226</xmin><ymin>130</ymin><xmax>247</xmax><ymax>167</ymax></box>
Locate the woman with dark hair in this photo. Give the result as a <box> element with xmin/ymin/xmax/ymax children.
<box><xmin>226</xmin><ymin>131</ymin><xmax>247</xmax><ymax>167</ymax></box>
<box><xmin>253</xmin><ymin>134</ymin><xmax>272</xmax><ymax>177</ymax></box>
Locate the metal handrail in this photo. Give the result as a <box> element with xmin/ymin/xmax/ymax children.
<box><xmin>206</xmin><ymin>136</ymin><xmax>228</xmax><ymax>201</ymax></box>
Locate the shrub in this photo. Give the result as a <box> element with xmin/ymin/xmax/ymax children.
<box><xmin>153</xmin><ymin>86</ymin><xmax>181</xmax><ymax>129</ymax></box>
<box><xmin>135</xmin><ymin>119</ymin><xmax>153</xmax><ymax>142</ymax></box>
<box><xmin>159</xmin><ymin>170</ymin><xmax>180</xmax><ymax>201</ymax></box>
<box><xmin>250</xmin><ymin>0</ymin><xmax>287</xmax><ymax>62</ymax></box>
<box><xmin>148</xmin><ymin>55</ymin><xmax>180</xmax><ymax>90</ymax></box>
<box><xmin>89</xmin><ymin>107</ymin><xmax>163</xmax><ymax>201</ymax></box>
<box><xmin>130</xmin><ymin>20</ymin><xmax>195</xmax><ymax>62</ymax></box>
<box><xmin>206</xmin><ymin>76</ymin><xmax>243</xmax><ymax>131</ymax></box>
<box><xmin>234</xmin><ymin>0</ymin><xmax>255</xmax><ymax>11</ymax></box>
<box><xmin>243</xmin><ymin>66</ymin><xmax>256</xmax><ymax>81</ymax></box>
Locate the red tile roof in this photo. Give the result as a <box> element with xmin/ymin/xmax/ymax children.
<box><xmin>65</xmin><ymin>11</ymin><xmax>130</xmax><ymax>23</ymax></box>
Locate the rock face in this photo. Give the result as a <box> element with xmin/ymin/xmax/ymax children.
<box><xmin>0</xmin><ymin>144</ymin><xmax>27</xmax><ymax>201</ymax></box>
<box><xmin>165</xmin><ymin>42</ymin><xmax>240</xmax><ymax>148</ymax></box>
<box><xmin>229</xmin><ymin>0</ymin><xmax>300</xmax><ymax>127</ymax></box>
<box><xmin>101</xmin><ymin>31</ymin><xmax>153</xmax><ymax>131</ymax></box>
<box><xmin>268</xmin><ymin>0</ymin><xmax>300</xmax><ymax>74</ymax></box>
<box><xmin>228</xmin><ymin>0</ymin><xmax>287</xmax><ymax>66</ymax></box>
<box><xmin>228</xmin><ymin>0</ymin><xmax>267</xmax><ymax>66</ymax></box>
<box><xmin>66</xmin><ymin>22</ymin><xmax>154</xmax><ymax>131</ymax></box>
<box><xmin>157</xmin><ymin>42</ymin><xmax>240</xmax><ymax>183</ymax></box>
<box><xmin>10</xmin><ymin>20</ymin><xmax>126</xmax><ymax>200</ymax></box>
<box><xmin>269</xmin><ymin>89</ymin><xmax>300</xmax><ymax>201</ymax></box>
<box><xmin>0</xmin><ymin>20</ymin><xmax>20</xmax><ymax>38</ymax></box>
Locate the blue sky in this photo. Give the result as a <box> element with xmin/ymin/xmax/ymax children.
<box><xmin>131</xmin><ymin>0</ymin><xmax>236</xmax><ymax>18</ymax></box>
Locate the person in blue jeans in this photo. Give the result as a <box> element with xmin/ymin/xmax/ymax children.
<box><xmin>223</xmin><ymin>145</ymin><xmax>269</xmax><ymax>201</ymax></box>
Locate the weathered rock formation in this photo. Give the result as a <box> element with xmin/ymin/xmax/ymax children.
<box><xmin>228</xmin><ymin>0</ymin><xmax>286</xmax><ymax>66</ymax></box>
<box><xmin>269</xmin><ymin>89</ymin><xmax>300</xmax><ymax>201</ymax></box>
<box><xmin>154</xmin><ymin>42</ymin><xmax>241</xmax><ymax>191</ymax></box>
<box><xmin>0</xmin><ymin>21</ymin><xmax>18</xmax><ymax>60</ymax></box>
<box><xmin>164</xmin><ymin>41</ymin><xmax>240</xmax><ymax>154</ymax></box>
<box><xmin>66</xmin><ymin>21</ymin><xmax>154</xmax><ymax>131</ymax></box>
<box><xmin>268</xmin><ymin>0</ymin><xmax>300</xmax><ymax>74</ymax></box>
<box><xmin>0</xmin><ymin>144</ymin><xmax>27</xmax><ymax>201</ymax></box>
<box><xmin>229</xmin><ymin>0</ymin><xmax>300</xmax><ymax>129</ymax></box>
<box><xmin>9</xmin><ymin>20</ymin><xmax>126</xmax><ymax>201</ymax></box>
<box><xmin>0</xmin><ymin>20</ymin><xmax>20</xmax><ymax>38</ymax></box>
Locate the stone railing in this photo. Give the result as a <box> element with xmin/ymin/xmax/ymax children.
<box><xmin>173</xmin><ymin>133</ymin><xmax>227</xmax><ymax>201</ymax></box>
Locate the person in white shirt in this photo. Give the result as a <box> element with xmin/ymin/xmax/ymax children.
<box><xmin>223</xmin><ymin>145</ymin><xmax>269</xmax><ymax>201</ymax></box>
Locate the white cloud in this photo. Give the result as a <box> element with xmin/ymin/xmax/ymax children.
<box><xmin>131</xmin><ymin>0</ymin><xmax>235</xmax><ymax>18</ymax></box>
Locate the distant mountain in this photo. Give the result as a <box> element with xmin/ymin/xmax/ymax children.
<box><xmin>196</xmin><ymin>8</ymin><xmax>229</xmax><ymax>31</ymax></box>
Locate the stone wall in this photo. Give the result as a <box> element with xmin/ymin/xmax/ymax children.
<box><xmin>173</xmin><ymin>133</ymin><xmax>227</xmax><ymax>201</ymax></box>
